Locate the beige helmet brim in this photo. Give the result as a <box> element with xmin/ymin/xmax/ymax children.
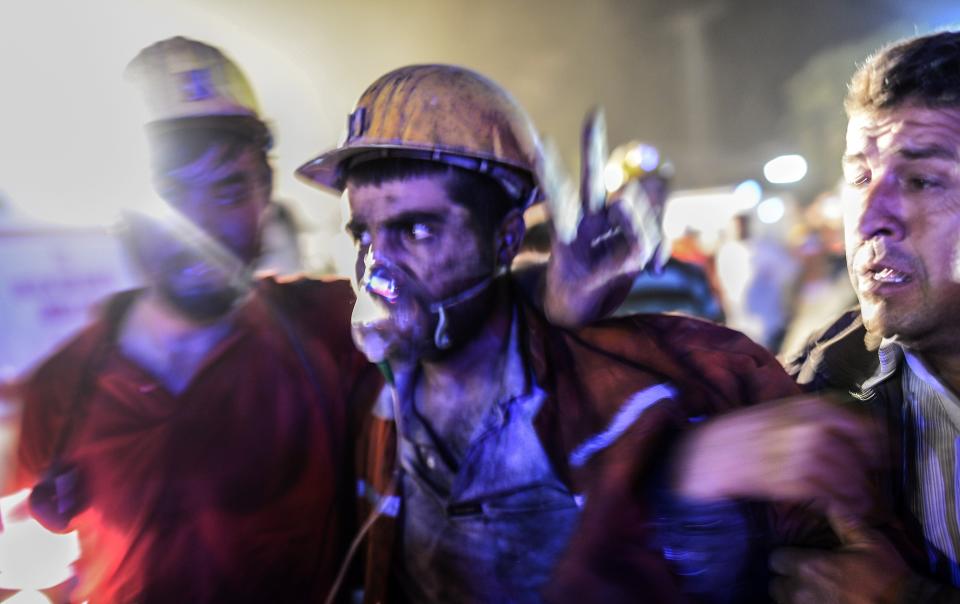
<box><xmin>296</xmin><ymin>142</ymin><xmax>541</xmax><ymax>201</ymax></box>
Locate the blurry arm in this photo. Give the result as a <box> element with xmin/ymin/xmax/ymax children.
<box><xmin>670</xmin><ymin>394</ymin><xmax>886</xmax><ymax>521</ymax></box>
<box><xmin>648</xmin><ymin>394</ymin><xmax>877</xmax><ymax>604</ymax></box>
<box><xmin>650</xmin><ymin>339</ymin><xmax>845</xmax><ymax>601</ymax></box>
<box><xmin>651</xmin><ymin>473</ymin><xmax>769</xmax><ymax>603</ymax></box>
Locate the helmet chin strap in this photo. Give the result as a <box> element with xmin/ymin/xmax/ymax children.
<box><xmin>428</xmin><ymin>266</ymin><xmax>506</xmax><ymax>350</ymax></box>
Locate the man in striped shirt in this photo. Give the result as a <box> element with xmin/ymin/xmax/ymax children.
<box><xmin>669</xmin><ymin>30</ymin><xmax>960</xmax><ymax>602</ymax></box>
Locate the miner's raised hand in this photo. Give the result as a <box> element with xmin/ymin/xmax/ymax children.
<box><xmin>540</xmin><ymin>108</ymin><xmax>664</xmax><ymax>327</ymax></box>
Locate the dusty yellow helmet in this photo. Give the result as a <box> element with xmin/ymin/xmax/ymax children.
<box><xmin>297</xmin><ymin>64</ymin><xmax>542</xmax><ymax>205</ymax></box>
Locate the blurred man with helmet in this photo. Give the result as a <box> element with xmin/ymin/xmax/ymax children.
<box><xmin>10</xmin><ymin>37</ymin><xmax>381</xmax><ymax>603</ymax></box>
<box><xmin>298</xmin><ymin>63</ymin><xmax>800</xmax><ymax>603</ymax></box>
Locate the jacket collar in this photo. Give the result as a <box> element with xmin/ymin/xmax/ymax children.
<box><xmin>861</xmin><ymin>339</ymin><xmax>903</xmax><ymax>392</ymax></box>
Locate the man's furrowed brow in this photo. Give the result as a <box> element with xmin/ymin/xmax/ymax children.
<box><xmin>899</xmin><ymin>144</ymin><xmax>958</xmax><ymax>161</ymax></box>
<box><xmin>387</xmin><ymin>210</ymin><xmax>446</xmax><ymax>226</ymax></box>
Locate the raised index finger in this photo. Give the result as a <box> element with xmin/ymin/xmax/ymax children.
<box><xmin>580</xmin><ymin>106</ymin><xmax>608</xmax><ymax>215</ymax></box>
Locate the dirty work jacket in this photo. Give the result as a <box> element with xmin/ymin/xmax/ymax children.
<box><xmin>355</xmin><ymin>297</ymin><xmax>800</xmax><ymax>604</ymax></box>
<box><xmin>15</xmin><ymin>277</ymin><xmax>382</xmax><ymax>604</ymax></box>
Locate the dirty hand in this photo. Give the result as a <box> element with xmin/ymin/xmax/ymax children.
<box><xmin>541</xmin><ymin>108</ymin><xmax>663</xmax><ymax>326</ymax></box>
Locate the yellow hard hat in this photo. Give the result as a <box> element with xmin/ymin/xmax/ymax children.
<box><xmin>297</xmin><ymin>64</ymin><xmax>542</xmax><ymax>205</ymax></box>
<box><xmin>604</xmin><ymin>140</ymin><xmax>674</xmax><ymax>193</ymax></box>
<box><xmin>125</xmin><ymin>36</ymin><xmax>270</xmax><ymax>146</ymax></box>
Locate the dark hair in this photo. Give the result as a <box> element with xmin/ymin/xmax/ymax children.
<box><xmin>146</xmin><ymin>117</ymin><xmax>272</xmax><ymax>184</ymax></box>
<box><xmin>344</xmin><ymin>157</ymin><xmax>519</xmax><ymax>236</ymax></box>
<box><xmin>846</xmin><ymin>30</ymin><xmax>960</xmax><ymax>115</ymax></box>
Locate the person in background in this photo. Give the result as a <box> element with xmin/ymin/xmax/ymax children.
<box><xmin>716</xmin><ymin>212</ymin><xmax>800</xmax><ymax>350</ymax></box>
<box><xmin>778</xmin><ymin>187</ymin><xmax>857</xmax><ymax>359</ymax></box>
<box><xmin>10</xmin><ymin>36</ymin><xmax>381</xmax><ymax>603</ymax></box>
<box><xmin>608</xmin><ymin>141</ymin><xmax>724</xmax><ymax>322</ymax></box>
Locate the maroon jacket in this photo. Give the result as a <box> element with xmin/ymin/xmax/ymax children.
<box><xmin>15</xmin><ymin>277</ymin><xmax>381</xmax><ymax>603</ymax></box>
<box><xmin>354</xmin><ymin>298</ymin><xmax>801</xmax><ymax>604</ymax></box>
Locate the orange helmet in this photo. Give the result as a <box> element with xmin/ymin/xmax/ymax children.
<box><xmin>297</xmin><ymin>64</ymin><xmax>542</xmax><ymax>206</ymax></box>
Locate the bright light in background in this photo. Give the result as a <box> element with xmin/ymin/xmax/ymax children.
<box><xmin>763</xmin><ymin>154</ymin><xmax>808</xmax><ymax>184</ymax></box>
<box><xmin>0</xmin><ymin>0</ymin><xmax>328</xmax><ymax>235</ymax></box>
<box><xmin>625</xmin><ymin>144</ymin><xmax>660</xmax><ymax>172</ymax></box>
<box><xmin>603</xmin><ymin>163</ymin><xmax>625</xmax><ymax>193</ymax></box>
<box><xmin>663</xmin><ymin>190</ymin><xmax>725</xmax><ymax>240</ymax></box>
<box><xmin>820</xmin><ymin>193</ymin><xmax>843</xmax><ymax>221</ymax></box>
<box><xmin>0</xmin><ymin>489</ymin><xmax>79</xmax><ymax>591</ymax></box>
<box><xmin>0</xmin><ymin>1</ymin><xmax>172</xmax><ymax>228</ymax></box>
<box><xmin>663</xmin><ymin>186</ymin><xmax>748</xmax><ymax>242</ymax></box>
<box><xmin>5</xmin><ymin>591</ymin><xmax>53</xmax><ymax>604</ymax></box>
<box><xmin>757</xmin><ymin>196</ymin><xmax>786</xmax><ymax>224</ymax></box>
<box><xmin>733</xmin><ymin>179</ymin><xmax>762</xmax><ymax>210</ymax></box>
